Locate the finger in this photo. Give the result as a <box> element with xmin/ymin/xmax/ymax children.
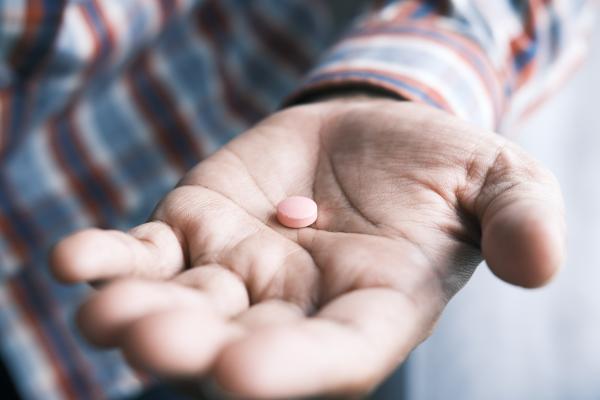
<box><xmin>213</xmin><ymin>288</ymin><xmax>429</xmax><ymax>398</ymax></box>
<box><xmin>172</xmin><ymin>264</ymin><xmax>249</xmax><ymax>316</ymax></box>
<box><xmin>78</xmin><ymin>268</ymin><xmax>248</xmax><ymax>347</ymax></box>
<box><xmin>466</xmin><ymin>142</ymin><xmax>566</xmax><ymax>288</ymax></box>
<box><xmin>50</xmin><ymin>221</ymin><xmax>185</xmax><ymax>283</ymax></box>
<box><xmin>119</xmin><ymin>299</ymin><xmax>304</xmax><ymax>378</ymax></box>
<box><xmin>233</xmin><ymin>299</ymin><xmax>305</xmax><ymax>329</ymax></box>
<box><xmin>121</xmin><ymin>308</ymin><xmax>245</xmax><ymax>377</ymax></box>
<box><xmin>179</xmin><ymin>299</ymin><xmax>311</xmax><ymax>400</ymax></box>
<box><xmin>78</xmin><ymin>280</ymin><xmax>205</xmax><ymax>347</ymax></box>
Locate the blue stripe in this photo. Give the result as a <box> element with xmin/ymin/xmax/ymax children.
<box><xmin>129</xmin><ymin>60</ymin><xmax>199</xmax><ymax>169</ymax></box>
<box><xmin>514</xmin><ymin>40</ymin><xmax>538</xmax><ymax>69</ymax></box>
<box><xmin>548</xmin><ymin>14</ymin><xmax>561</xmax><ymax>59</ymax></box>
<box><xmin>82</xmin><ymin>1</ymin><xmax>111</xmax><ymax>61</ymax></box>
<box><xmin>89</xmin><ymin>88</ymin><xmax>177</xmax><ymax>209</ymax></box>
<box><xmin>306</xmin><ymin>70</ymin><xmax>444</xmax><ymax>109</ymax></box>
<box><xmin>197</xmin><ymin>1</ymin><xmax>285</xmax><ymax>120</ymax></box>
<box><xmin>14</xmin><ymin>0</ymin><xmax>66</xmax><ymax>81</ymax></box>
<box><xmin>15</xmin><ymin>266</ymin><xmax>96</xmax><ymax>398</ymax></box>
<box><xmin>159</xmin><ymin>19</ymin><xmax>241</xmax><ymax>143</ymax></box>
<box><xmin>0</xmin><ymin>172</ymin><xmax>39</xmax><ymax>255</ymax></box>
<box><xmin>3</xmin><ymin>88</ymin><xmax>27</xmax><ymax>159</ymax></box>
<box><xmin>0</xmin><ymin>293</ymin><xmax>47</xmax><ymax>400</ymax></box>
<box><xmin>348</xmin><ymin>26</ymin><xmax>497</xmax><ymax>95</ymax></box>
<box><xmin>411</xmin><ymin>3</ymin><xmax>435</xmax><ymax>19</ymax></box>
<box><xmin>3</xmin><ymin>135</ymin><xmax>81</xmax><ymax>248</ymax></box>
<box><xmin>317</xmin><ymin>44</ymin><xmax>488</xmax><ymax>117</ymax></box>
<box><xmin>54</xmin><ymin>118</ymin><xmax>117</xmax><ymax>225</ymax></box>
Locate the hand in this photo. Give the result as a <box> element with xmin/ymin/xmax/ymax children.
<box><xmin>51</xmin><ymin>99</ymin><xmax>565</xmax><ymax>399</ymax></box>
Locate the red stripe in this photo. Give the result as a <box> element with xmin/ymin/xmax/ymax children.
<box><xmin>0</xmin><ymin>214</ymin><xmax>28</xmax><ymax>262</ymax></box>
<box><xmin>10</xmin><ymin>274</ymin><xmax>105</xmax><ymax>399</ymax></box>
<box><xmin>509</xmin><ymin>0</ymin><xmax>545</xmax><ymax>88</ymax></box>
<box><xmin>351</xmin><ymin>25</ymin><xmax>504</xmax><ymax>118</ymax></box>
<box><xmin>126</xmin><ymin>51</ymin><xmax>203</xmax><ymax>172</ymax></box>
<box><xmin>57</xmin><ymin>0</ymin><xmax>116</xmax><ymax>113</ymax></box>
<box><xmin>195</xmin><ymin>0</ymin><xmax>267</xmax><ymax>124</ymax></box>
<box><xmin>390</xmin><ymin>1</ymin><xmax>422</xmax><ymax>22</ymax></box>
<box><xmin>8</xmin><ymin>280</ymin><xmax>80</xmax><ymax>400</ymax></box>
<box><xmin>127</xmin><ymin>0</ymin><xmax>205</xmax><ymax>166</ymax></box>
<box><xmin>0</xmin><ymin>170</ymin><xmax>44</xmax><ymax>269</ymax></box>
<box><xmin>246</xmin><ymin>7</ymin><xmax>312</xmax><ymax>73</ymax></box>
<box><xmin>49</xmin><ymin>117</ymin><xmax>123</xmax><ymax>225</ymax></box>
<box><xmin>8</xmin><ymin>0</ymin><xmax>44</xmax><ymax>72</ymax></box>
<box><xmin>84</xmin><ymin>0</ymin><xmax>116</xmax><ymax>62</ymax></box>
<box><xmin>44</xmin><ymin>0</ymin><xmax>125</xmax><ymax>225</ymax></box>
<box><xmin>358</xmin><ymin>68</ymin><xmax>456</xmax><ymax>113</ymax></box>
<box><xmin>299</xmin><ymin>65</ymin><xmax>456</xmax><ymax>114</ymax></box>
<box><xmin>0</xmin><ymin>1</ymin><xmax>66</xmax><ymax>160</ymax></box>
<box><xmin>41</xmin><ymin>0</ymin><xmax>116</xmax><ymax>121</ymax></box>
<box><xmin>516</xmin><ymin>58</ymin><xmax>537</xmax><ymax>88</ymax></box>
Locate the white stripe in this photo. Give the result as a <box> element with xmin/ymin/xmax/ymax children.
<box><xmin>502</xmin><ymin>32</ymin><xmax>589</xmax><ymax>131</ymax></box>
<box><xmin>0</xmin><ymin>0</ymin><xmax>26</xmax><ymax>58</ymax></box>
<box><xmin>75</xmin><ymin>99</ymin><xmax>141</xmax><ymax>213</ymax></box>
<box><xmin>157</xmin><ymin>23</ymin><xmax>248</xmax><ymax>145</ymax></box>
<box><xmin>96</xmin><ymin>0</ymin><xmax>128</xmax><ymax>61</ymax></box>
<box><xmin>117</xmin><ymin>77</ymin><xmax>181</xmax><ymax>185</ymax></box>
<box><xmin>43</xmin><ymin>5</ymin><xmax>95</xmax><ymax>106</ymax></box>
<box><xmin>147</xmin><ymin>49</ymin><xmax>211</xmax><ymax>153</ymax></box>
<box><xmin>344</xmin><ymin>35</ymin><xmax>497</xmax><ymax>121</ymax></box>
<box><xmin>0</xmin><ymin>238</ymin><xmax>19</xmax><ymax>277</ymax></box>
<box><xmin>34</xmin><ymin>126</ymin><xmax>93</xmax><ymax>229</ymax></box>
<box><xmin>320</xmin><ymin>37</ymin><xmax>496</xmax><ymax>128</ymax></box>
<box><xmin>316</xmin><ymin>59</ymin><xmax>485</xmax><ymax>127</ymax></box>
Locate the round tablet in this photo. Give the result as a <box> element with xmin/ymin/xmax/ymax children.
<box><xmin>276</xmin><ymin>196</ymin><xmax>318</xmax><ymax>228</ymax></box>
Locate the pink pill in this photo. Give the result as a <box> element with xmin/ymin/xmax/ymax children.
<box><xmin>276</xmin><ymin>196</ymin><xmax>318</xmax><ymax>228</ymax></box>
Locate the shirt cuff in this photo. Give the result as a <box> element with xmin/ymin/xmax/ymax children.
<box><xmin>288</xmin><ymin>12</ymin><xmax>505</xmax><ymax>131</ymax></box>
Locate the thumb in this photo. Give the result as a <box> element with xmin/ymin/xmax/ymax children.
<box><xmin>469</xmin><ymin>142</ymin><xmax>566</xmax><ymax>288</ymax></box>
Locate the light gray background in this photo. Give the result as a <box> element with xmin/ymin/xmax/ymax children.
<box><xmin>406</xmin><ymin>27</ymin><xmax>600</xmax><ymax>400</ymax></box>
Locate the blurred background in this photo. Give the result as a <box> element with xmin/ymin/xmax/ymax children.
<box><xmin>394</xmin><ymin>25</ymin><xmax>600</xmax><ymax>400</ymax></box>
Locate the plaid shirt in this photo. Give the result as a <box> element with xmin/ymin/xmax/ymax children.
<box><xmin>0</xmin><ymin>1</ymin><xmax>594</xmax><ymax>398</ymax></box>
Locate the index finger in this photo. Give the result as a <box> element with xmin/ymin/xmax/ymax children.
<box><xmin>50</xmin><ymin>221</ymin><xmax>186</xmax><ymax>283</ymax></box>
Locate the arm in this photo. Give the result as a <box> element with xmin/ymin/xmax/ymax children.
<box><xmin>292</xmin><ymin>0</ymin><xmax>596</xmax><ymax>129</ymax></box>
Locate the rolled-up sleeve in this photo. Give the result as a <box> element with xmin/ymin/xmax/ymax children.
<box><xmin>290</xmin><ymin>0</ymin><xmax>597</xmax><ymax>130</ymax></box>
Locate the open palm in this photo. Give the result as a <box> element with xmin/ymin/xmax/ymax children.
<box><xmin>51</xmin><ymin>99</ymin><xmax>565</xmax><ymax>398</ymax></box>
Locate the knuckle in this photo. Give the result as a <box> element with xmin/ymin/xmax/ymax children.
<box><xmin>490</xmin><ymin>142</ymin><xmax>552</xmax><ymax>183</ymax></box>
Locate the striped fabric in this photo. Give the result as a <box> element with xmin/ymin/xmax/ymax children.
<box><xmin>294</xmin><ymin>0</ymin><xmax>596</xmax><ymax>129</ymax></box>
<box><xmin>0</xmin><ymin>1</ymin><xmax>594</xmax><ymax>399</ymax></box>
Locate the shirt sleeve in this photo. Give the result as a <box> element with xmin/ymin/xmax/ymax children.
<box><xmin>289</xmin><ymin>0</ymin><xmax>597</xmax><ymax>131</ymax></box>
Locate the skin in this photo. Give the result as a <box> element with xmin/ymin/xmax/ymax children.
<box><xmin>50</xmin><ymin>98</ymin><xmax>566</xmax><ymax>399</ymax></box>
